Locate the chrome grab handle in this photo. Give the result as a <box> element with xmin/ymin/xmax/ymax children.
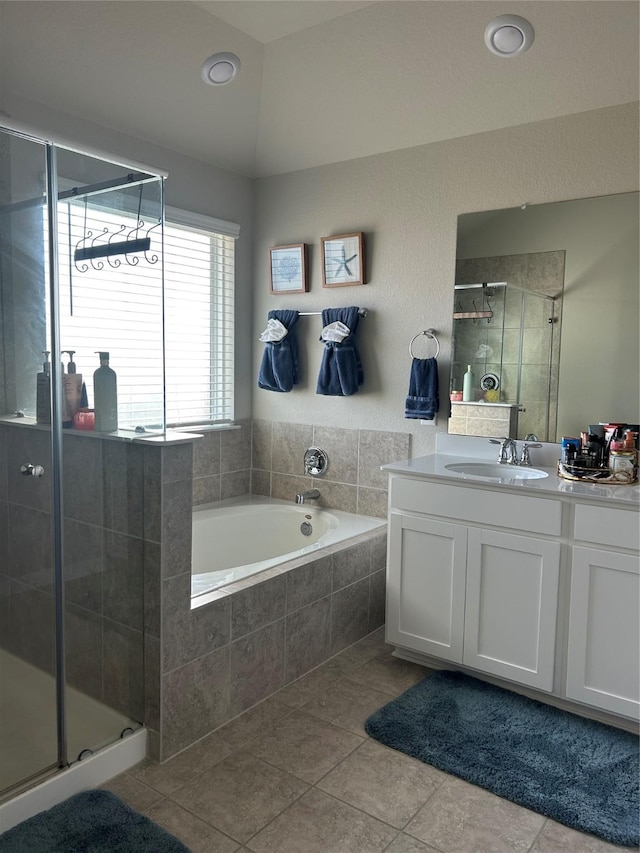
<box><xmin>21</xmin><ymin>463</ymin><xmax>45</xmax><ymax>477</ymax></box>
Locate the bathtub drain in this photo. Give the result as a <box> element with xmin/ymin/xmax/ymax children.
<box><xmin>300</xmin><ymin>521</ymin><xmax>313</xmax><ymax>536</ymax></box>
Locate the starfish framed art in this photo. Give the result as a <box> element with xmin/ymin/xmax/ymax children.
<box><xmin>321</xmin><ymin>232</ymin><xmax>365</xmax><ymax>287</ymax></box>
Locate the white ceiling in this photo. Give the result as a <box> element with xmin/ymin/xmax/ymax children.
<box><xmin>0</xmin><ymin>1</ymin><xmax>637</xmax><ymax>178</ymax></box>
<box><xmin>196</xmin><ymin>1</ymin><xmax>380</xmax><ymax>44</ymax></box>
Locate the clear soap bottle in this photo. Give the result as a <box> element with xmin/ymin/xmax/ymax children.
<box><xmin>36</xmin><ymin>351</ymin><xmax>51</xmax><ymax>424</ymax></box>
<box><xmin>93</xmin><ymin>351</ymin><xmax>118</xmax><ymax>431</ymax></box>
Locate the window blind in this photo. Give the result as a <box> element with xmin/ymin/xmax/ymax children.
<box><xmin>46</xmin><ymin>199</ymin><xmax>236</xmax><ymax>430</ymax></box>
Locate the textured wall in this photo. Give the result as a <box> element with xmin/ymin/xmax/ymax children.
<box><xmin>252</xmin><ymin>103</ymin><xmax>639</xmax><ymax>459</ymax></box>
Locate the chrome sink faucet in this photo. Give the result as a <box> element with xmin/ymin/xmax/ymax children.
<box><xmin>295</xmin><ymin>488</ymin><xmax>320</xmax><ymax>505</ymax></box>
<box><xmin>519</xmin><ymin>442</ymin><xmax>543</xmax><ymax>467</ymax></box>
<box><xmin>489</xmin><ymin>437</ymin><xmax>518</xmax><ymax>464</ymax></box>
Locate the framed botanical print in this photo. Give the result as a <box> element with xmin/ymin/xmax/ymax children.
<box><xmin>321</xmin><ymin>232</ymin><xmax>365</xmax><ymax>287</ymax></box>
<box><xmin>269</xmin><ymin>243</ymin><xmax>308</xmax><ymax>294</ymax></box>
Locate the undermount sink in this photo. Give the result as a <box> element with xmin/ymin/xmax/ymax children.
<box><xmin>444</xmin><ymin>462</ymin><xmax>549</xmax><ymax>481</ymax></box>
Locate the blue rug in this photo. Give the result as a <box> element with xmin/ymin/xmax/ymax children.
<box><xmin>365</xmin><ymin>671</ymin><xmax>639</xmax><ymax>847</ymax></box>
<box><xmin>0</xmin><ymin>789</ymin><xmax>189</xmax><ymax>852</ymax></box>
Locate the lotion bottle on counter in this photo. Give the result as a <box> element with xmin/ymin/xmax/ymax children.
<box><xmin>462</xmin><ymin>364</ymin><xmax>474</xmax><ymax>402</ymax></box>
<box><xmin>93</xmin><ymin>351</ymin><xmax>118</xmax><ymax>432</ymax></box>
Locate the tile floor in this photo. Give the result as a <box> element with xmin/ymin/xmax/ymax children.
<box><xmin>103</xmin><ymin>628</ymin><xmax>634</xmax><ymax>853</ymax></box>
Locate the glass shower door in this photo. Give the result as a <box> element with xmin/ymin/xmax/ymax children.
<box><xmin>1</xmin><ymin>124</ymin><xmax>164</xmax><ymax>798</ymax></box>
<box><xmin>0</xmin><ymin>128</ymin><xmax>59</xmax><ymax>795</ymax></box>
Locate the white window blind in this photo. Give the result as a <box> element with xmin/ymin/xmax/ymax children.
<box><xmin>46</xmin><ymin>197</ymin><xmax>236</xmax><ymax>430</ymax></box>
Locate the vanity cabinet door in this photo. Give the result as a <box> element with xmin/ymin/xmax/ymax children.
<box><xmin>462</xmin><ymin>528</ymin><xmax>560</xmax><ymax>691</ymax></box>
<box><xmin>566</xmin><ymin>547</ymin><xmax>640</xmax><ymax>719</ymax></box>
<box><xmin>386</xmin><ymin>512</ymin><xmax>467</xmax><ymax>663</ymax></box>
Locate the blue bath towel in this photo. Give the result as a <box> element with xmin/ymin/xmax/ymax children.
<box><xmin>405</xmin><ymin>357</ymin><xmax>439</xmax><ymax>419</ymax></box>
<box><xmin>258</xmin><ymin>309</ymin><xmax>300</xmax><ymax>392</ymax></box>
<box><xmin>316</xmin><ymin>307</ymin><xmax>363</xmax><ymax>396</ymax></box>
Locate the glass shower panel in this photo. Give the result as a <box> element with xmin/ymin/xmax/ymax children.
<box><xmin>0</xmin><ymin>129</ymin><xmax>59</xmax><ymax>795</ymax></box>
<box><xmin>516</xmin><ymin>290</ymin><xmax>558</xmax><ymax>441</ymax></box>
<box><xmin>51</xmin><ymin>148</ymin><xmax>164</xmax><ymax>762</ymax></box>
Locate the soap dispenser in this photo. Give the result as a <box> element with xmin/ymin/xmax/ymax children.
<box><xmin>462</xmin><ymin>364</ymin><xmax>475</xmax><ymax>402</ymax></box>
<box><xmin>36</xmin><ymin>351</ymin><xmax>51</xmax><ymax>424</ymax></box>
<box><xmin>93</xmin><ymin>352</ymin><xmax>118</xmax><ymax>431</ymax></box>
<box><xmin>62</xmin><ymin>350</ymin><xmax>82</xmax><ymax>428</ymax></box>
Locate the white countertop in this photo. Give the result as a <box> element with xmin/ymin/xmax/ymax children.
<box><xmin>382</xmin><ymin>453</ymin><xmax>640</xmax><ymax>507</ymax></box>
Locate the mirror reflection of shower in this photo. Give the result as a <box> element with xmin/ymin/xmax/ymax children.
<box><xmin>450</xmin><ymin>282</ymin><xmax>559</xmax><ymax>441</ymax></box>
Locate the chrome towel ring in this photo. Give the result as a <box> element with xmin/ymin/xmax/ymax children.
<box><xmin>409</xmin><ymin>329</ymin><xmax>440</xmax><ymax>359</ymax></box>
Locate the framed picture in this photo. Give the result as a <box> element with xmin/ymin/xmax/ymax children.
<box><xmin>269</xmin><ymin>243</ymin><xmax>308</xmax><ymax>294</ymax></box>
<box><xmin>321</xmin><ymin>232</ymin><xmax>365</xmax><ymax>287</ymax></box>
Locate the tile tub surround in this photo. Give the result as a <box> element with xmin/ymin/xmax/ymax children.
<box><xmin>448</xmin><ymin>401</ymin><xmax>518</xmax><ymax>438</ymax></box>
<box><xmin>250</xmin><ymin>420</ymin><xmax>410</xmax><ymax>519</ymax></box>
<box><xmin>191</xmin><ymin>420</ymin><xmax>252</xmax><ymax>507</ymax></box>
<box><xmin>159</xmin><ymin>526</ymin><xmax>388</xmax><ymax>760</ymax></box>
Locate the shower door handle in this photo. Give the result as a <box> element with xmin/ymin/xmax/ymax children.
<box><xmin>21</xmin><ymin>463</ymin><xmax>45</xmax><ymax>477</ymax></box>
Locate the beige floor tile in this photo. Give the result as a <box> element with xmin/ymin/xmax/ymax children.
<box><xmin>320</xmin><ymin>634</ymin><xmax>392</xmax><ymax>678</ymax></box>
<box><xmin>246</xmin><ymin>710</ymin><xmax>363</xmax><ymax>784</ymax></box>
<box><xmin>276</xmin><ymin>666</ymin><xmax>341</xmax><ymax>708</ymax></box>
<box><xmin>345</xmin><ymin>656</ymin><xmax>430</xmax><ymax>697</ymax></box>
<box><xmin>216</xmin><ymin>697</ymin><xmax>293</xmax><ymax>748</ymax></box>
<box><xmin>170</xmin><ymin>750</ymin><xmax>308</xmax><ymax>844</ymax></box>
<box><xmin>529</xmin><ymin>818</ymin><xmax>637</xmax><ymax>853</ymax></box>
<box><xmin>144</xmin><ymin>799</ymin><xmax>240</xmax><ymax>853</ymax></box>
<box><xmin>300</xmin><ymin>677</ymin><xmax>393</xmax><ymax>735</ymax></box>
<box><xmin>385</xmin><ymin>834</ymin><xmax>441</xmax><ymax>852</ymax></box>
<box><xmin>317</xmin><ymin>739</ymin><xmax>445</xmax><ymax>828</ymax></box>
<box><xmin>101</xmin><ymin>772</ymin><xmax>163</xmax><ymax>812</ymax></box>
<box><xmin>246</xmin><ymin>788</ymin><xmax>398</xmax><ymax>853</ymax></box>
<box><xmin>405</xmin><ymin>776</ymin><xmax>546</xmax><ymax>852</ymax></box>
<box><xmin>129</xmin><ymin>733</ymin><xmax>233</xmax><ymax>795</ymax></box>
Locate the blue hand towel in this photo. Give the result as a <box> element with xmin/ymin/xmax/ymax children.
<box><xmin>405</xmin><ymin>357</ymin><xmax>439</xmax><ymax>419</ymax></box>
<box><xmin>316</xmin><ymin>307</ymin><xmax>364</xmax><ymax>396</ymax></box>
<box><xmin>258</xmin><ymin>309</ymin><xmax>300</xmax><ymax>392</ymax></box>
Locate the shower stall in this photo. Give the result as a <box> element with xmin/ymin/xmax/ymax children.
<box><xmin>450</xmin><ymin>282</ymin><xmax>560</xmax><ymax>441</ymax></box>
<box><xmin>0</xmin><ymin>122</ymin><xmax>165</xmax><ymax>808</ymax></box>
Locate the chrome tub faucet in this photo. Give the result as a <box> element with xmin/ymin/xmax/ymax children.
<box><xmin>295</xmin><ymin>488</ymin><xmax>320</xmax><ymax>505</ymax></box>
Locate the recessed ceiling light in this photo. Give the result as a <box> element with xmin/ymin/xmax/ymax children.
<box><xmin>200</xmin><ymin>52</ymin><xmax>241</xmax><ymax>86</ymax></box>
<box><xmin>484</xmin><ymin>15</ymin><xmax>534</xmax><ymax>58</ymax></box>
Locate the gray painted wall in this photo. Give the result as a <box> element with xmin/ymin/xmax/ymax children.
<box><xmin>252</xmin><ymin>102</ymin><xmax>639</xmax><ymax>459</ymax></box>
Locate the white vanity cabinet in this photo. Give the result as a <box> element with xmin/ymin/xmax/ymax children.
<box><xmin>386</xmin><ymin>476</ymin><xmax>562</xmax><ymax>692</ymax></box>
<box><xmin>385</xmin><ymin>465</ymin><xmax>640</xmax><ymax>725</ymax></box>
<box><xmin>565</xmin><ymin>504</ymin><xmax>640</xmax><ymax>718</ymax></box>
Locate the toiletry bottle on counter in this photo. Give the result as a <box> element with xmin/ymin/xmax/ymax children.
<box><xmin>462</xmin><ymin>365</ymin><xmax>474</xmax><ymax>402</ymax></box>
<box><xmin>609</xmin><ymin>439</ymin><xmax>636</xmax><ymax>481</ymax></box>
<box><xmin>93</xmin><ymin>352</ymin><xmax>117</xmax><ymax>431</ymax></box>
<box><xmin>36</xmin><ymin>351</ymin><xmax>51</xmax><ymax>424</ymax></box>
<box><xmin>62</xmin><ymin>350</ymin><xmax>82</xmax><ymax>428</ymax></box>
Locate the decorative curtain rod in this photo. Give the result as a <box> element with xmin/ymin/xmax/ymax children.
<box><xmin>298</xmin><ymin>308</ymin><xmax>368</xmax><ymax>317</ymax></box>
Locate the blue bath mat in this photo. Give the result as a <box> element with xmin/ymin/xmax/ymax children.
<box><xmin>0</xmin><ymin>789</ymin><xmax>189</xmax><ymax>852</ymax></box>
<box><xmin>365</xmin><ymin>671</ymin><xmax>639</xmax><ymax>847</ymax></box>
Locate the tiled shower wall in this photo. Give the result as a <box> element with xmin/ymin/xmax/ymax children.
<box><xmin>454</xmin><ymin>251</ymin><xmax>564</xmax><ymax>441</ymax></box>
<box><xmin>0</xmin><ymin>423</ymin><xmax>149</xmax><ymax>729</ymax></box>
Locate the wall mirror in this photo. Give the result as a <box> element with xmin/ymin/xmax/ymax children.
<box><xmin>449</xmin><ymin>191</ymin><xmax>639</xmax><ymax>442</ymax></box>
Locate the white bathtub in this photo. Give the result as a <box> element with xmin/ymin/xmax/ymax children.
<box><xmin>191</xmin><ymin>498</ymin><xmax>385</xmax><ymax>599</ymax></box>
